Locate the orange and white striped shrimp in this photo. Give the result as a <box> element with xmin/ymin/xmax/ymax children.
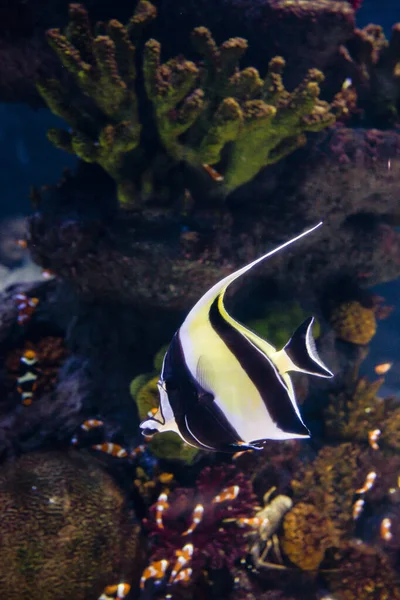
<box><xmin>92</xmin><ymin>443</ymin><xmax>128</xmax><ymax>458</ymax></box>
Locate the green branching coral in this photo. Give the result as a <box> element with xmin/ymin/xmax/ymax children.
<box><xmin>145</xmin><ymin>33</ymin><xmax>336</xmax><ymax>193</ymax></box>
<box><xmin>37</xmin><ymin>1</ymin><xmax>156</xmax><ymax>207</ymax></box>
<box><xmin>39</xmin><ymin>2</ymin><xmax>336</xmax><ymax>207</ymax></box>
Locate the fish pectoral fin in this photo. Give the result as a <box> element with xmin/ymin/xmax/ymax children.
<box><xmin>281</xmin><ymin>316</ymin><xmax>334</xmax><ymax>378</ymax></box>
<box><xmin>196</xmin><ymin>355</ymin><xmax>217</xmax><ymax>393</ymax></box>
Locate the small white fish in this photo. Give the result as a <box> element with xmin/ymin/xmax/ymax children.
<box><xmin>140</xmin><ymin>223</ymin><xmax>333</xmax><ymax>452</ymax></box>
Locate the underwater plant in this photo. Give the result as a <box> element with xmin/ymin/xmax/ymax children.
<box><xmin>37</xmin><ymin>1</ymin><xmax>337</xmax><ymax>207</ymax></box>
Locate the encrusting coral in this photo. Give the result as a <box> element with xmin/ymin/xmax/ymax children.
<box><xmin>330</xmin><ymin>300</ymin><xmax>377</xmax><ymax>344</ymax></box>
<box><xmin>329</xmin><ymin>295</ymin><xmax>392</xmax><ymax>345</ymax></box>
<box><xmin>282</xmin><ymin>502</ymin><xmax>340</xmax><ymax>571</ymax></box>
<box><xmin>0</xmin><ymin>450</ymin><xmax>140</xmax><ymax>600</ymax></box>
<box><xmin>37</xmin><ymin>1</ymin><xmax>336</xmax><ymax>206</ymax></box>
<box><xmin>37</xmin><ymin>1</ymin><xmax>156</xmax><ymax>207</ymax></box>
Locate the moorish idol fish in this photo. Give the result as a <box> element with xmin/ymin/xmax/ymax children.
<box><xmin>140</xmin><ymin>222</ymin><xmax>333</xmax><ymax>452</ymax></box>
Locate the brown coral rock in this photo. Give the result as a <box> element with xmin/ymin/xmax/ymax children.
<box><xmin>0</xmin><ymin>451</ymin><xmax>140</xmax><ymax>600</ymax></box>
<box><xmin>291</xmin><ymin>443</ymin><xmax>361</xmax><ymax>538</ymax></box>
<box><xmin>324</xmin><ymin>541</ymin><xmax>400</xmax><ymax>600</ymax></box>
<box><xmin>282</xmin><ymin>502</ymin><xmax>339</xmax><ymax>571</ymax></box>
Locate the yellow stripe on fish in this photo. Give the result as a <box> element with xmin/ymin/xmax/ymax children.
<box><xmin>140</xmin><ymin>223</ymin><xmax>333</xmax><ymax>452</ymax></box>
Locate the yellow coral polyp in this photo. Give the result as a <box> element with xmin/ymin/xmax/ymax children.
<box><xmin>282</xmin><ymin>502</ymin><xmax>339</xmax><ymax>571</ymax></box>
<box><xmin>330</xmin><ymin>301</ymin><xmax>377</xmax><ymax>345</ymax></box>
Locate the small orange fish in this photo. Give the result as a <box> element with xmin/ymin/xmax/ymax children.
<box><xmin>169</xmin><ymin>543</ymin><xmax>193</xmax><ymax>583</ymax></box>
<box><xmin>91</xmin><ymin>443</ymin><xmax>128</xmax><ymax>458</ymax></box>
<box><xmin>236</xmin><ymin>516</ymin><xmax>267</xmax><ymax>529</ymax></box>
<box><xmin>380</xmin><ymin>517</ymin><xmax>392</xmax><ymax>541</ymax></box>
<box><xmin>81</xmin><ymin>419</ymin><xmax>104</xmax><ymax>431</ymax></box>
<box><xmin>18</xmin><ymin>349</ymin><xmax>39</xmax><ymax>405</ymax></box>
<box><xmin>368</xmin><ymin>429</ymin><xmax>381</xmax><ymax>451</ymax></box>
<box><xmin>130</xmin><ymin>444</ymin><xmax>146</xmax><ymax>459</ymax></box>
<box><xmin>14</xmin><ymin>294</ymin><xmax>39</xmax><ymax>325</ymax></box>
<box><xmin>212</xmin><ymin>485</ymin><xmax>240</xmax><ymax>504</ymax></box>
<box><xmin>41</xmin><ymin>269</ymin><xmax>55</xmax><ymax>279</ymax></box>
<box><xmin>352</xmin><ymin>498</ymin><xmax>365</xmax><ymax>520</ymax></box>
<box><xmin>182</xmin><ymin>504</ymin><xmax>204</xmax><ymax>536</ymax></box>
<box><xmin>374</xmin><ymin>362</ymin><xmax>392</xmax><ymax>375</ymax></box>
<box><xmin>155</xmin><ymin>492</ymin><xmax>169</xmax><ymax>529</ymax></box>
<box><xmin>172</xmin><ymin>567</ymin><xmax>192</xmax><ymax>584</ymax></box>
<box><xmin>356</xmin><ymin>471</ymin><xmax>377</xmax><ymax>494</ymax></box>
<box><xmin>140</xmin><ymin>559</ymin><xmax>169</xmax><ymax>590</ymax></box>
<box><xmin>202</xmin><ymin>163</ymin><xmax>224</xmax><ymax>182</ymax></box>
<box><xmin>100</xmin><ymin>583</ymin><xmax>131</xmax><ymax>599</ymax></box>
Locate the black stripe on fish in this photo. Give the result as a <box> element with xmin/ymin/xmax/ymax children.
<box><xmin>284</xmin><ymin>317</ymin><xmax>334</xmax><ymax>378</ymax></box>
<box><xmin>208</xmin><ymin>296</ymin><xmax>309</xmax><ymax>438</ymax></box>
<box><xmin>161</xmin><ymin>332</ymin><xmax>243</xmax><ymax>451</ymax></box>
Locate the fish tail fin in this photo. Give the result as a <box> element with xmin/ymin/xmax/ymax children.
<box><xmin>282</xmin><ymin>317</ymin><xmax>334</xmax><ymax>378</ymax></box>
